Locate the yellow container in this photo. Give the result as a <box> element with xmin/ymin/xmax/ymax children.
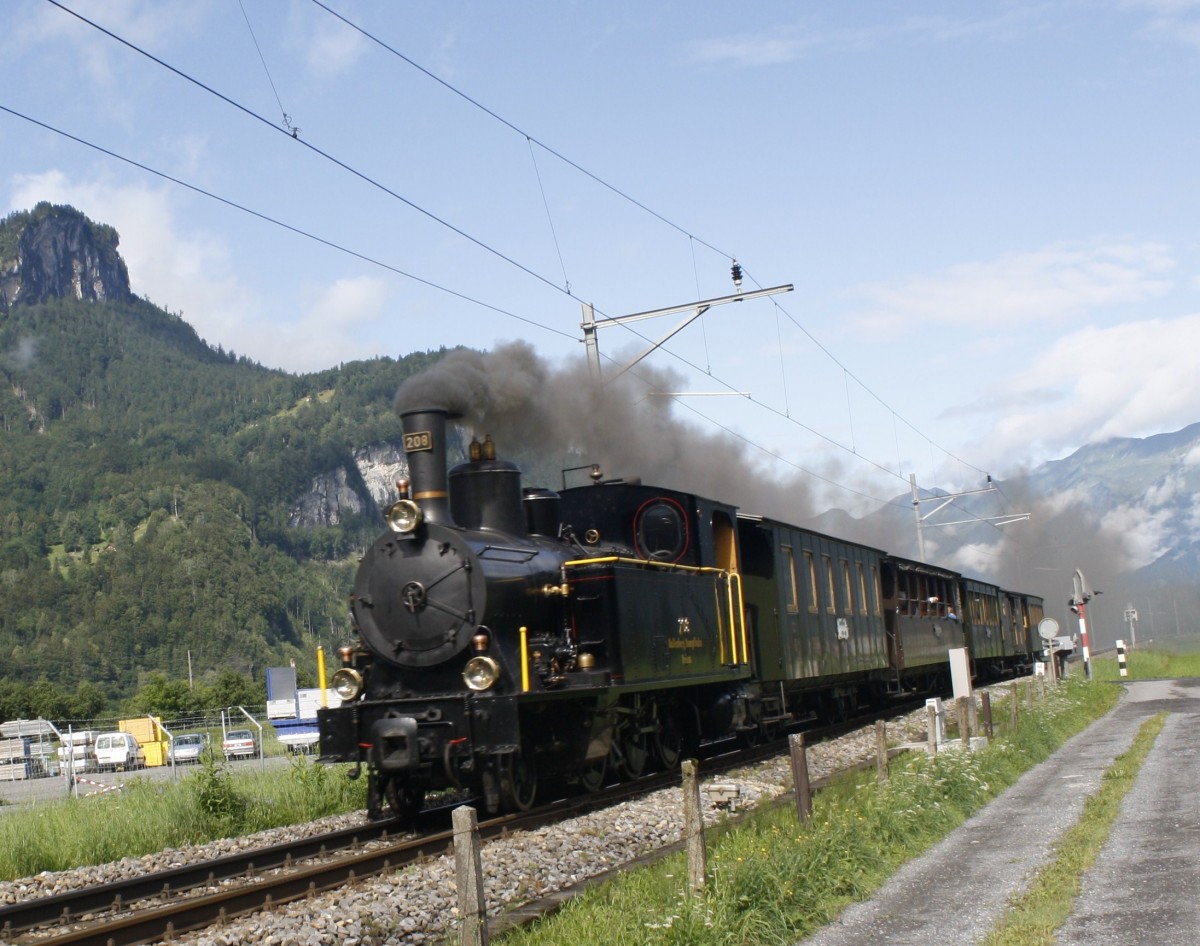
<box><xmin>119</xmin><ymin>717</ymin><xmax>163</xmax><ymax>743</ymax></box>
<box><xmin>141</xmin><ymin>740</ymin><xmax>167</xmax><ymax>768</ymax></box>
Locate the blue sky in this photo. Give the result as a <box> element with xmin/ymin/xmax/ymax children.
<box><xmin>5</xmin><ymin>0</ymin><xmax>1200</xmax><ymax>512</ymax></box>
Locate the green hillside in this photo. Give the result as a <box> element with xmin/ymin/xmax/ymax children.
<box><xmin>0</xmin><ymin>289</ymin><xmax>449</xmax><ymax>709</ymax></box>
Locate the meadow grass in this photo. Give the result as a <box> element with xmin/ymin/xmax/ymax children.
<box><xmin>0</xmin><ymin>754</ymin><xmax>366</xmax><ymax>880</ymax></box>
<box><xmin>1089</xmin><ymin>646</ymin><xmax>1200</xmax><ymax>680</ymax></box>
<box><xmin>497</xmin><ymin>676</ymin><xmax>1120</xmax><ymax>946</ymax></box>
<box><xmin>6</xmin><ymin>646</ymin><xmax>1195</xmax><ymax>920</ymax></box>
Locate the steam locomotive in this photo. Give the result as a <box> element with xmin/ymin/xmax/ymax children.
<box><xmin>317</xmin><ymin>407</ymin><xmax>1044</xmax><ymax>820</ymax></box>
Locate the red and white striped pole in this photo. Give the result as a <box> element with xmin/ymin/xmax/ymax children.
<box><xmin>1077</xmin><ymin>601</ymin><xmax>1092</xmax><ymax>680</ymax></box>
<box><xmin>1072</xmin><ymin>569</ymin><xmax>1095</xmax><ymax>681</ymax></box>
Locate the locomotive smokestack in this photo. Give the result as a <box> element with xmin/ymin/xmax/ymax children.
<box><xmin>399</xmin><ymin>407</ymin><xmax>454</xmax><ymax>525</ymax></box>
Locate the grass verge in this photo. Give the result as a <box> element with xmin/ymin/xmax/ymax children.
<box><xmin>1090</xmin><ymin>648</ymin><xmax>1200</xmax><ymax>680</ymax></box>
<box><xmin>497</xmin><ymin>677</ymin><xmax>1119</xmax><ymax>946</ymax></box>
<box><xmin>980</xmin><ymin>711</ymin><xmax>1167</xmax><ymax>946</ymax></box>
<box><xmin>0</xmin><ymin>755</ymin><xmax>365</xmax><ymax>880</ymax></box>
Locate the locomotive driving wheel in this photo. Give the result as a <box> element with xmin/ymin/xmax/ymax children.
<box><xmin>651</xmin><ymin>705</ymin><xmax>688</xmax><ymax>770</ymax></box>
<box><xmin>618</xmin><ymin>726</ymin><xmax>650</xmax><ymax>779</ymax></box>
<box><xmin>384</xmin><ymin>775</ymin><xmax>426</xmax><ymax>822</ymax></box>
<box><xmin>615</xmin><ymin>700</ymin><xmax>650</xmax><ymax>779</ymax></box>
<box><xmin>577</xmin><ymin>753</ymin><xmax>607</xmax><ymax>793</ymax></box>
<box><xmin>498</xmin><ymin>751</ymin><xmax>538</xmax><ymax>812</ymax></box>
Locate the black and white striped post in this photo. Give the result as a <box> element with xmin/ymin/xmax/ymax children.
<box><xmin>1117</xmin><ymin>638</ymin><xmax>1127</xmax><ymax>677</ymax></box>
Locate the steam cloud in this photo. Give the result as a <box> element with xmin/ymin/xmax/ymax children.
<box><xmin>394</xmin><ymin>340</ymin><xmax>826</xmax><ymax>524</ymax></box>
<box><xmin>394</xmin><ymin>342</ymin><xmax>1151</xmax><ymax>644</ymax></box>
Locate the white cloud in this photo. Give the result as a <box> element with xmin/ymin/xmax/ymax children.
<box><xmin>1126</xmin><ymin>0</ymin><xmax>1200</xmax><ymax>50</ymax></box>
<box><xmin>5</xmin><ymin>170</ymin><xmax>389</xmax><ymax>373</ymax></box>
<box><xmin>235</xmin><ymin>275</ymin><xmax>392</xmax><ymax>372</ymax></box>
<box><xmin>8</xmin><ymin>170</ymin><xmax>243</xmax><ymax>319</ymax></box>
<box><xmin>15</xmin><ymin>0</ymin><xmax>209</xmax><ymax>85</ymax></box>
<box><xmin>290</xmin><ymin>7</ymin><xmax>368</xmax><ymax>79</ymax></box>
<box><xmin>987</xmin><ymin>312</ymin><xmax>1200</xmax><ymax>464</ymax></box>
<box><xmin>1100</xmin><ymin>502</ymin><xmax>1174</xmax><ymax>570</ymax></box>
<box><xmin>849</xmin><ymin>240</ymin><xmax>1175</xmax><ymax>335</ymax></box>
<box><xmin>684</xmin><ymin>7</ymin><xmax>1052</xmax><ymax>68</ymax></box>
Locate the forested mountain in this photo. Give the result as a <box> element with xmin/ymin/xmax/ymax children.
<box><xmin>2</xmin><ymin>203</ymin><xmax>1194</xmax><ymax>717</ymax></box>
<box><xmin>0</xmin><ymin>204</ymin><xmax>450</xmax><ymax>710</ymax></box>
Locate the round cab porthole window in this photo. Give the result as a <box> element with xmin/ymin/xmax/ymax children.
<box><xmin>634</xmin><ymin>497</ymin><xmax>688</xmax><ymax>562</ymax></box>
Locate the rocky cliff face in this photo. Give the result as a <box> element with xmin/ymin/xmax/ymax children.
<box><xmin>288</xmin><ymin>443</ymin><xmax>409</xmax><ymax>527</ymax></box>
<box><xmin>0</xmin><ymin>203</ymin><xmax>132</xmax><ymax>308</ymax></box>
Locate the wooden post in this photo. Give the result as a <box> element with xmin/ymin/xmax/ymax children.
<box><xmin>1010</xmin><ymin>683</ymin><xmax>1019</xmax><ymax>730</ymax></box>
<box><xmin>981</xmin><ymin>691</ymin><xmax>993</xmax><ymax>739</ymax></box>
<box><xmin>1038</xmin><ymin>674</ymin><xmax>1046</xmax><ymax>701</ymax></box>
<box><xmin>875</xmin><ymin>719</ymin><xmax>888</xmax><ymax>782</ymax></box>
<box><xmin>682</xmin><ymin>760</ymin><xmax>707</xmax><ymax>891</ymax></box>
<box><xmin>788</xmin><ymin>733</ymin><xmax>812</xmax><ymax>823</ymax></box>
<box><xmin>926</xmin><ymin>702</ymin><xmax>938</xmax><ymax>756</ymax></box>
<box><xmin>452</xmin><ymin>805</ymin><xmax>489</xmax><ymax>946</ymax></box>
<box><xmin>1027</xmin><ymin>678</ymin><xmax>1035</xmax><ymax>708</ymax></box>
<box><xmin>957</xmin><ymin>696</ymin><xmax>970</xmax><ymax>747</ymax></box>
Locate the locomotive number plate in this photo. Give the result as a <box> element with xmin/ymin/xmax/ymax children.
<box><xmin>404</xmin><ymin>430</ymin><xmax>433</xmax><ymax>452</ymax></box>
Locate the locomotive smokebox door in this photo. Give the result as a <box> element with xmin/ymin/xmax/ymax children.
<box><xmin>352</xmin><ymin>523</ymin><xmax>487</xmax><ymax>668</ymax></box>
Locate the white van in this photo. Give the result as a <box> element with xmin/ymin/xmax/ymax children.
<box><xmin>94</xmin><ymin>732</ymin><xmax>145</xmax><ymax>771</ymax></box>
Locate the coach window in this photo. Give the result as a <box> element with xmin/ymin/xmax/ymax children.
<box><xmin>822</xmin><ymin>554</ymin><xmax>836</xmax><ymax>614</ymax></box>
<box><xmin>841</xmin><ymin>559</ymin><xmax>853</xmax><ymax>616</ymax></box>
<box><xmin>871</xmin><ymin>565</ymin><xmax>882</xmax><ymax>616</ymax></box>
<box><xmin>783</xmin><ymin>545</ymin><xmax>799</xmax><ymax>613</ymax></box>
<box><xmin>804</xmin><ymin>551</ymin><xmax>818</xmax><ymax>613</ymax></box>
<box><xmin>856</xmin><ymin>563</ymin><xmax>869</xmax><ymax>616</ymax></box>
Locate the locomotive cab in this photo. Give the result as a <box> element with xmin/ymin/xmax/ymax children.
<box><xmin>318</xmin><ymin>406</ymin><xmax>755</xmax><ymax>820</ymax></box>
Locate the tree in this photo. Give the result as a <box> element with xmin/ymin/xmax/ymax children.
<box><xmin>125</xmin><ymin>672</ymin><xmax>194</xmax><ymax>718</ymax></box>
<box><xmin>200</xmin><ymin>669</ymin><xmax>263</xmax><ymax>711</ymax></box>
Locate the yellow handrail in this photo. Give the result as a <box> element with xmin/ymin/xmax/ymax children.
<box><xmin>562</xmin><ymin>555</ymin><xmax>726</xmax><ymax>575</ymax></box>
<box><xmin>519</xmin><ymin>625</ymin><xmax>530</xmax><ymax>693</ymax></box>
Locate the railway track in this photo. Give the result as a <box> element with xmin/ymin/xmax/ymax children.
<box><xmin>3</xmin><ymin>695</ymin><xmax>937</xmax><ymax>946</ymax></box>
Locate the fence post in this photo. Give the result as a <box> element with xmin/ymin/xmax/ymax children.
<box><xmin>452</xmin><ymin>805</ymin><xmax>489</xmax><ymax>946</ymax></box>
<box><xmin>875</xmin><ymin>720</ymin><xmax>888</xmax><ymax>782</ymax></box>
<box><xmin>926</xmin><ymin>702</ymin><xmax>938</xmax><ymax>756</ymax></box>
<box><xmin>683</xmin><ymin>760</ymin><xmax>707</xmax><ymax>891</ymax></box>
<box><xmin>981</xmin><ymin>691</ymin><xmax>993</xmax><ymax>739</ymax></box>
<box><xmin>957</xmin><ymin>696</ymin><xmax>970</xmax><ymax>747</ymax></box>
<box><xmin>1010</xmin><ymin>683</ymin><xmax>1019</xmax><ymax>731</ymax></box>
<box><xmin>788</xmin><ymin>733</ymin><xmax>812</xmax><ymax>823</ymax></box>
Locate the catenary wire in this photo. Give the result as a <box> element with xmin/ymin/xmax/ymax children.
<box><xmin>39</xmin><ymin>0</ymin><xmax>1001</xmax><ymax>518</ymax></box>
<box><xmin>2</xmin><ymin>99</ymin><xmax>901</xmax><ymax>510</ymax></box>
<box><xmin>306</xmin><ymin>0</ymin><xmax>995</xmax><ymax>486</ymax></box>
<box><xmin>0</xmin><ymin>103</ymin><xmax>576</xmax><ymax>344</ymax></box>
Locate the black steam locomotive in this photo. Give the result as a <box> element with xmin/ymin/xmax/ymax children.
<box><xmin>317</xmin><ymin>407</ymin><xmax>1043</xmax><ymax>820</ymax></box>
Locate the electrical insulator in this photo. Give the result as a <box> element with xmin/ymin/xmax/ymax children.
<box><xmin>730</xmin><ymin>260</ymin><xmax>743</xmax><ymax>290</ymax></box>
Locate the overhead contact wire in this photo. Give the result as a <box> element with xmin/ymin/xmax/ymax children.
<box><xmin>0</xmin><ymin>103</ymin><xmax>576</xmax><ymax>344</ymax></box>
<box><xmin>45</xmin><ymin>0</ymin><xmax>573</xmax><ymax>302</ymax></box>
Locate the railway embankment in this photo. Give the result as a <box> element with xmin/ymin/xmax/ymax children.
<box><xmin>7</xmin><ymin>674</ymin><xmax>1188</xmax><ymax>945</ymax></box>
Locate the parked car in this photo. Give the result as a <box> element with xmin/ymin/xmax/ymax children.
<box><xmin>94</xmin><ymin>732</ymin><xmax>145</xmax><ymax>771</ymax></box>
<box><xmin>168</xmin><ymin>733</ymin><xmax>208</xmax><ymax>765</ymax></box>
<box><xmin>222</xmin><ymin>729</ymin><xmax>258</xmax><ymax>760</ymax></box>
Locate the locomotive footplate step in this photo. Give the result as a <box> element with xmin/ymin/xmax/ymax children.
<box><xmin>794</xmin><ymin>679</ymin><xmax>1200</xmax><ymax>946</ymax></box>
